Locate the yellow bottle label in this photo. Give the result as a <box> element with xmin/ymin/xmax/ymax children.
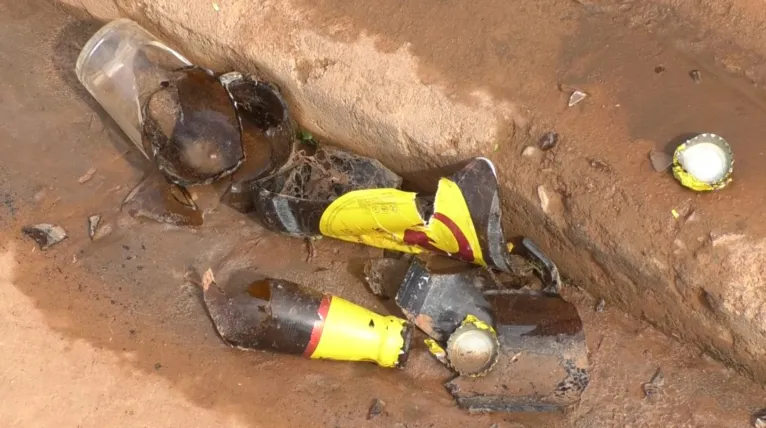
<box><xmin>309</xmin><ymin>296</ymin><xmax>408</xmax><ymax>368</ymax></box>
<box><xmin>319</xmin><ymin>178</ymin><xmax>486</xmax><ymax>265</ymax></box>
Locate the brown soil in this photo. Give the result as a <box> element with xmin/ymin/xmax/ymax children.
<box><xmin>1</xmin><ymin>1</ymin><xmax>765</xmax><ymax>427</ymax></box>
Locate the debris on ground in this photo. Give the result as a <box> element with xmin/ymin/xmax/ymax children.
<box><xmin>394</xmin><ymin>250</ymin><xmax>580</xmax><ymax>388</ymax></box>
<box><xmin>446</xmin><ymin>315</ymin><xmax>500</xmax><ymax>377</ymax></box>
<box><xmin>567</xmin><ymin>90</ymin><xmax>588</xmax><ymax>107</ymax></box>
<box><xmin>424</xmin><ymin>338</ymin><xmax>449</xmax><ymax>365</ymax></box>
<box><xmin>538</xmin><ymin>131</ymin><xmax>559</xmax><ymax>151</ymax></box>
<box><xmin>395</xmin><ymin>258</ymin><xmax>495</xmax><ymax>344</ymax></box>
<box><xmin>77</xmin><ymin>20</ymin><xmax>536</xmax><ymax>276</ymax></box>
<box><xmin>251</xmin><ymin>145</ymin><xmax>402</xmax><ymax>236</ymax></box>
<box><xmin>78</xmin><ymin>18</ymin><xmax>592</xmax><ymax>415</ymax></box>
<box><xmin>595</xmin><ymin>298</ymin><xmax>606</xmax><ymax>312</ymax></box>
<box><xmin>367</xmin><ymin>398</ymin><xmax>386</xmax><ymax>420</ymax></box>
<box><xmin>22</xmin><ymin>224</ymin><xmax>68</xmax><ymax>250</ymax></box>
<box><xmin>78</xmin><ymin>19</ymin><xmax>297</xmax><ymax>225</ymax></box>
<box><xmin>122</xmin><ymin>171</ymin><xmax>203</xmax><ymax>226</ymax></box>
<box><xmin>689</xmin><ymin>69</ymin><xmax>702</xmax><ymax>84</ymax></box>
<box><xmin>254</xmin><ymin>156</ymin><xmax>519</xmax><ymax>272</ymax></box>
<box><xmin>218</xmin><ymin>71</ymin><xmax>297</xmax><ymax>213</ymax></box>
<box><xmin>521</xmin><ymin>146</ymin><xmax>541</xmax><ymax>158</ymax></box>
<box><xmin>199</xmin><ymin>268</ymin><xmax>412</xmax><ymax>368</ymax></box>
<box><xmin>78</xmin><ymin>167</ymin><xmax>97</xmax><ymax>184</ymax></box>
<box><xmin>87</xmin><ymin>215</ymin><xmax>101</xmax><ymax>240</ymax></box>
<box><xmin>364</xmin><ymin>257</ymin><xmax>411</xmax><ymax>299</ymax></box>
<box><xmin>753</xmin><ymin>408</ymin><xmax>766</xmax><ymax>428</ymax></box>
<box><xmin>537</xmin><ymin>185</ymin><xmax>551</xmax><ymax>214</ymax></box>
<box><xmin>320</xmin><ymin>157</ymin><xmax>519</xmax><ymax>272</ymax></box>
<box><xmin>649</xmin><ymin>150</ymin><xmax>673</xmax><ymax>172</ymax></box>
<box><xmin>588</xmin><ymin>158</ymin><xmax>611</xmax><ymax>173</ymax></box>
<box><xmin>141</xmin><ymin>66</ymin><xmax>244</xmax><ymax>187</ymax></box>
<box><xmin>304</xmin><ymin>237</ymin><xmax>317</xmax><ymax>261</ymax></box>
<box><xmin>672</xmin><ymin>133</ymin><xmax>733</xmax><ymax>191</ymax></box>
<box><xmin>642</xmin><ymin>368</ymin><xmax>665</xmax><ymax>399</ymax></box>
<box><xmin>87</xmin><ymin>214</ymin><xmax>114</xmax><ymax>241</ymax></box>
<box><xmin>446</xmin><ymin>291</ymin><xmax>589</xmax><ymax>412</ymax></box>
<box><xmin>519</xmin><ymin>238</ymin><xmax>561</xmax><ymax>295</ymax></box>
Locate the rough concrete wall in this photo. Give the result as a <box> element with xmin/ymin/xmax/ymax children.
<box><xmin>58</xmin><ymin>0</ymin><xmax>766</xmax><ymax>382</ymax></box>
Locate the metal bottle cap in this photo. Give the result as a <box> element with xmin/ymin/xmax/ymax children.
<box><xmin>673</xmin><ymin>133</ymin><xmax>733</xmax><ymax>191</ymax></box>
<box><xmin>446</xmin><ymin>318</ymin><xmax>499</xmax><ymax>377</ymax></box>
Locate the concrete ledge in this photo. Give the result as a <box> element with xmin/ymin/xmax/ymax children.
<box><xmin>60</xmin><ymin>0</ymin><xmax>766</xmax><ymax>381</ymax></box>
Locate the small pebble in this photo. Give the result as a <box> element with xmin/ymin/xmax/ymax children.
<box><xmin>537</xmin><ymin>186</ymin><xmax>551</xmax><ymax>214</ymax></box>
<box><xmin>588</xmin><ymin>158</ymin><xmax>611</xmax><ymax>172</ymax></box>
<box><xmin>522</xmin><ymin>146</ymin><xmax>540</xmax><ymax>157</ymax></box>
<box><xmin>642</xmin><ymin>368</ymin><xmax>664</xmax><ymax>399</ymax></box>
<box><xmin>538</xmin><ymin>131</ymin><xmax>559</xmax><ymax>151</ymax></box>
<box><xmin>568</xmin><ymin>90</ymin><xmax>588</xmax><ymax>107</ymax></box>
<box><xmin>595</xmin><ymin>298</ymin><xmax>606</xmax><ymax>312</ymax></box>
<box><xmin>88</xmin><ymin>215</ymin><xmax>101</xmax><ymax>240</ymax></box>
<box><xmin>654</xmin><ymin>65</ymin><xmax>666</xmax><ymax>74</ymax></box>
<box><xmin>690</xmin><ymin>70</ymin><xmax>702</xmax><ymax>84</ymax></box>
<box><xmin>78</xmin><ymin>167</ymin><xmax>97</xmax><ymax>184</ymax></box>
<box><xmin>649</xmin><ymin>150</ymin><xmax>673</xmax><ymax>172</ymax></box>
<box><xmin>22</xmin><ymin>224</ymin><xmax>67</xmax><ymax>250</ymax></box>
<box><xmin>91</xmin><ymin>221</ymin><xmax>114</xmax><ymax>241</ymax></box>
<box><xmin>754</xmin><ymin>408</ymin><xmax>766</xmax><ymax>427</ymax></box>
<box><xmin>367</xmin><ymin>398</ymin><xmax>386</xmax><ymax>420</ymax></box>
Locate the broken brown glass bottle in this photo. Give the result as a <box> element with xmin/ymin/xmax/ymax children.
<box><xmin>251</xmin><ymin>146</ymin><xmax>402</xmax><ymax>237</ymax></box>
<box><xmin>393</xmin><ymin>258</ymin><xmax>499</xmax><ymax>377</ymax></box>
<box><xmin>199</xmin><ymin>269</ymin><xmax>413</xmax><ymax>368</ymax></box>
<box><xmin>126</xmin><ymin>67</ymin><xmax>297</xmax><ymax>225</ymax></box>
<box><xmin>142</xmin><ymin>66</ymin><xmax>245</xmax><ymax>187</ymax></box>
<box><xmin>217</xmin><ymin>72</ymin><xmax>297</xmax><ymax>213</ymax></box>
<box><xmin>122</xmin><ymin>170</ymin><xmax>203</xmax><ymax>226</ymax></box>
<box><xmin>446</xmin><ymin>292</ymin><xmax>589</xmax><ymax>413</ymax></box>
<box><xmin>251</xmin><ymin>157</ymin><xmax>520</xmax><ymax>273</ymax></box>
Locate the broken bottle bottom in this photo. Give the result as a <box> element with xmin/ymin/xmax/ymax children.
<box><xmin>201</xmin><ymin>271</ymin><xmax>412</xmax><ymax>368</ymax></box>
<box><xmin>446</xmin><ymin>293</ymin><xmax>589</xmax><ymax>413</ymax></box>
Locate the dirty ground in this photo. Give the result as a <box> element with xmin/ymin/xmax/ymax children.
<box><xmin>0</xmin><ymin>1</ymin><xmax>765</xmax><ymax>427</ymax></box>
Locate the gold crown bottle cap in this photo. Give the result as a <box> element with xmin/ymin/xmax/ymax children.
<box><xmin>446</xmin><ymin>315</ymin><xmax>499</xmax><ymax>377</ymax></box>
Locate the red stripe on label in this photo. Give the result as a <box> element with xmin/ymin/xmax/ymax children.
<box><xmin>303</xmin><ymin>295</ymin><xmax>332</xmax><ymax>358</ymax></box>
<box><xmin>432</xmin><ymin>213</ymin><xmax>474</xmax><ymax>262</ymax></box>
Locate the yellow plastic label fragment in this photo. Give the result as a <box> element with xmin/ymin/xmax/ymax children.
<box><xmin>319</xmin><ymin>178</ymin><xmax>486</xmax><ymax>265</ymax></box>
<box><xmin>310</xmin><ymin>297</ymin><xmax>407</xmax><ymax>368</ymax></box>
<box><xmin>424</xmin><ymin>338</ymin><xmax>446</xmax><ymax>357</ymax></box>
<box><xmin>462</xmin><ymin>314</ymin><xmax>496</xmax><ymax>334</ymax></box>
